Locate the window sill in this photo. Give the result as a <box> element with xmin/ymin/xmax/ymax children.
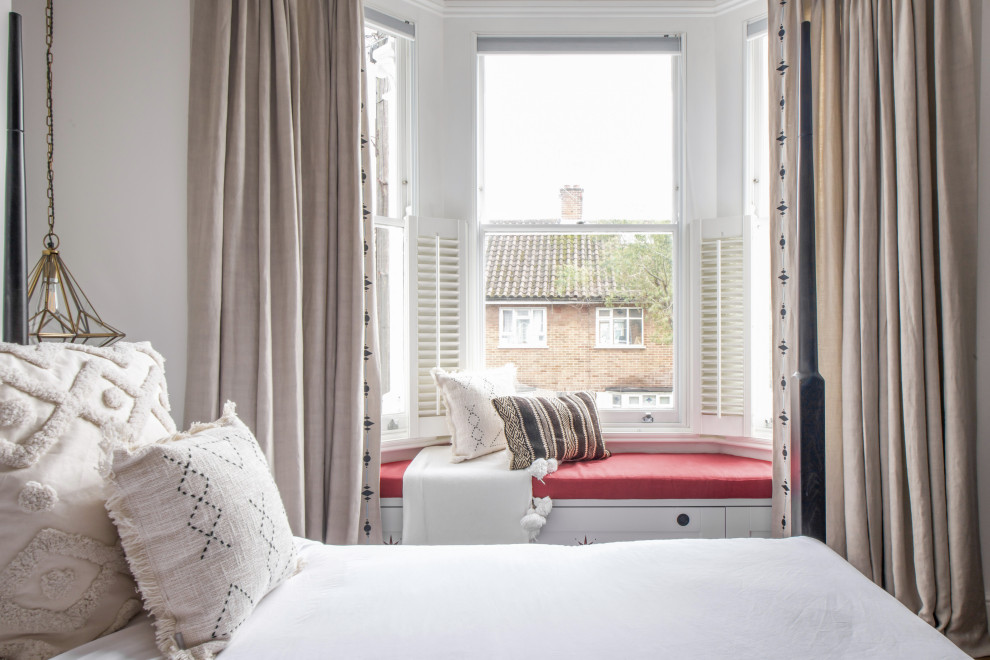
<box><xmin>382</xmin><ymin>431</ymin><xmax>772</xmax><ymax>463</ymax></box>
<box><xmin>594</xmin><ymin>344</ymin><xmax>646</xmax><ymax>350</ymax></box>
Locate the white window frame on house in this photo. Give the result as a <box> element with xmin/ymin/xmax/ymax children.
<box><xmin>366</xmin><ymin>8</ymin><xmax>416</xmax><ymax>440</ymax></box>
<box><xmin>476</xmin><ymin>35</ymin><xmax>685</xmax><ymax>429</ymax></box>
<box><xmin>498</xmin><ymin>307</ymin><xmax>547</xmax><ymax>348</ymax></box>
<box><xmin>595</xmin><ymin>307</ymin><xmax>645</xmax><ymax>348</ymax></box>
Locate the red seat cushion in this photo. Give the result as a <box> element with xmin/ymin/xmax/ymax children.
<box><xmin>380</xmin><ymin>454</ymin><xmax>771</xmax><ymax>500</ymax></box>
<box><xmin>531</xmin><ymin>453</ymin><xmax>772</xmax><ymax>500</ymax></box>
<box><xmin>380</xmin><ymin>459</ymin><xmax>412</xmax><ymax>499</ymax></box>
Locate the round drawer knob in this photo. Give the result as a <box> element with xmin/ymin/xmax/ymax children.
<box><xmin>676</xmin><ymin>513</ymin><xmax>690</xmax><ymax>527</ymax></box>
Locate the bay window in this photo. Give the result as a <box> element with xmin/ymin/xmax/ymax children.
<box><xmin>373</xmin><ymin>12</ymin><xmax>773</xmax><ymax>444</ymax></box>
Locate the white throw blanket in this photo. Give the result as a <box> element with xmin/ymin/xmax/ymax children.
<box><xmin>401</xmin><ymin>446</ymin><xmax>537</xmax><ymax>544</ymax></box>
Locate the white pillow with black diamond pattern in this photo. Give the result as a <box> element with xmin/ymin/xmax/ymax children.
<box><xmin>102</xmin><ymin>402</ymin><xmax>298</xmax><ymax>660</ymax></box>
<box><xmin>431</xmin><ymin>365</ymin><xmax>517</xmax><ymax>463</ymax></box>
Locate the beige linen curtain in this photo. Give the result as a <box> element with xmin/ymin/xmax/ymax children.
<box><xmin>770</xmin><ymin>0</ymin><xmax>989</xmax><ymax>654</ymax></box>
<box><xmin>185</xmin><ymin>0</ymin><xmax>382</xmax><ymax>545</ymax></box>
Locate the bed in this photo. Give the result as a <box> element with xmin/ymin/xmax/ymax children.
<box><xmin>54</xmin><ymin>537</ymin><xmax>965</xmax><ymax>659</ymax></box>
<box><xmin>0</xmin><ymin>12</ymin><xmax>965</xmax><ymax>660</ymax></box>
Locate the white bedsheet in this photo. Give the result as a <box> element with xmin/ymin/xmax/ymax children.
<box><xmin>401</xmin><ymin>446</ymin><xmax>532</xmax><ymax>544</ymax></box>
<box><xmin>55</xmin><ymin>536</ymin><xmax>964</xmax><ymax>659</ymax></box>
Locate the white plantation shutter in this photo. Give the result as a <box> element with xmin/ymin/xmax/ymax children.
<box><xmin>697</xmin><ymin>217</ymin><xmax>748</xmax><ymax>436</ymax></box>
<box><xmin>413</xmin><ymin>217</ymin><xmax>466</xmax><ymax>435</ymax></box>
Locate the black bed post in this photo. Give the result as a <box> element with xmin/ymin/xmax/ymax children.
<box><xmin>3</xmin><ymin>12</ymin><xmax>26</xmax><ymax>345</ymax></box>
<box><xmin>789</xmin><ymin>21</ymin><xmax>826</xmax><ymax>543</ymax></box>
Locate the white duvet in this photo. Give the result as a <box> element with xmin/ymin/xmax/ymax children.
<box><xmin>56</xmin><ymin>536</ymin><xmax>965</xmax><ymax>659</ymax></box>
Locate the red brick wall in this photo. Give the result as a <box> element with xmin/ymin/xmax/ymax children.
<box><xmin>559</xmin><ymin>185</ymin><xmax>583</xmax><ymax>221</ymax></box>
<box><xmin>484</xmin><ymin>304</ymin><xmax>673</xmax><ymax>392</ymax></box>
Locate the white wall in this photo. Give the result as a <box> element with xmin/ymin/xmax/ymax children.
<box><xmin>13</xmin><ymin>0</ymin><xmax>189</xmax><ymax>423</ymax></box>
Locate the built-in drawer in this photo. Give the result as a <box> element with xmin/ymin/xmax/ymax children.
<box><xmin>536</xmin><ymin>506</ymin><xmax>726</xmax><ymax>545</ymax></box>
<box><xmin>725</xmin><ymin>506</ymin><xmax>773</xmax><ymax>539</ymax></box>
<box><xmin>378</xmin><ymin>499</ymin><xmax>771</xmax><ymax>545</ymax></box>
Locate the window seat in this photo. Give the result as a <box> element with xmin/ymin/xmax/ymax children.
<box><xmin>380</xmin><ymin>459</ymin><xmax>412</xmax><ymax>499</ymax></box>
<box><xmin>379</xmin><ymin>453</ymin><xmax>773</xmax><ymax>544</ymax></box>
<box><xmin>380</xmin><ymin>453</ymin><xmax>771</xmax><ymax>501</ymax></box>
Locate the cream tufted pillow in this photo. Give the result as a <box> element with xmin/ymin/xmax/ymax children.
<box><xmin>431</xmin><ymin>365</ymin><xmax>517</xmax><ymax>462</ymax></box>
<box><xmin>103</xmin><ymin>403</ymin><xmax>298</xmax><ymax>660</ymax></box>
<box><xmin>0</xmin><ymin>342</ymin><xmax>176</xmax><ymax>660</ymax></box>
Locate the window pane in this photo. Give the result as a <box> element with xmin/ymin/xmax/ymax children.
<box><xmin>480</xmin><ymin>53</ymin><xmax>676</xmax><ymax>224</ymax></box>
<box><xmin>365</xmin><ymin>28</ymin><xmax>401</xmax><ymax>218</ymax></box>
<box><xmin>613</xmin><ymin>321</ymin><xmax>627</xmax><ymax>344</ymax></box>
<box><xmin>747</xmin><ymin>32</ymin><xmax>769</xmax><ymax>218</ymax></box>
<box><xmin>630</xmin><ymin>319</ymin><xmax>643</xmax><ymax>344</ymax></box>
<box><xmin>485</xmin><ymin>233</ymin><xmax>674</xmax><ymax>405</ymax></box>
<box><xmin>515</xmin><ymin>318</ymin><xmax>530</xmax><ymax>343</ymax></box>
<box><xmin>614</xmin><ymin>309</ymin><xmax>627</xmax><ymax>319</ymax></box>
<box><xmin>598</xmin><ymin>321</ymin><xmax>610</xmax><ymax>344</ymax></box>
<box><xmin>374</xmin><ymin>225</ymin><xmax>407</xmax><ymax>422</ymax></box>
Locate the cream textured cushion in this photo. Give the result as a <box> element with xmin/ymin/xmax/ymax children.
<box><xmin>431</xmin><ymin>365</ymin><xmax>517</xmax><ymax>462</ymax></box>
<box><xmin>0</xmin><ymin>342</ymin><xmax>177</xmax><ymax>660</ymax></box>
<box><xmin>103</xmin><ymin>403</ymin><xmax>297</xmax><ymax>660</ymax></box>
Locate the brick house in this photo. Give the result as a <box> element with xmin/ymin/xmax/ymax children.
<box><xmin>484</xmin><ymin>186</ymin><xmax>674</xmax><ymax>409</ymax></box>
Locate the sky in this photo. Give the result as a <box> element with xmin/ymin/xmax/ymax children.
<box><xmin>481</xmin><ymin>53</ymin><xmax>676</xmax><ymax>223</ymax></box>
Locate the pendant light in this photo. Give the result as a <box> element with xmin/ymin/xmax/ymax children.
<box><xmin>26</xmin><ymin>0</ymin><xmax>124</xmax><ymax>346</ymax></box>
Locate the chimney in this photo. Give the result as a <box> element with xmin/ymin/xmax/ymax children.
<box><xmin>560</xmin><ymin>185</ymin><xmax>584</xmax><ymax>222</ymax></box>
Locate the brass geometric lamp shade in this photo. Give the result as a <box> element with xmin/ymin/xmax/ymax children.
<box><xmin>24</xmin><ymin>0</ymin><xmax>124</xmax><ymax>347</ymax></box>
<box><xmin>27</xmin><ymin>240</ymin><xmax>124</xmax><ymax>346</ymax></box>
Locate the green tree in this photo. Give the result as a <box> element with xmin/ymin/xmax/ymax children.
<box><xmin>556</xmin><ymin>233</ymin><xmax>673</xmax><ymax>344</ymax></box>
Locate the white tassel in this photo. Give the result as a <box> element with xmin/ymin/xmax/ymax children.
<box><xmin>520</xmin><ymin>496</ymin><xmax>554</xmax><ymax>541</ymax></box>
<box><xmin>532</xmin><ymin>496</ymin><xmax>552</xmax><ymax>517</ymax></box>
<box><xmin>526</xmin><ymin>458</ymin><xmax>559</xmax><ymax>482</ymax></box>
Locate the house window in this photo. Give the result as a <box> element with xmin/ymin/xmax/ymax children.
<box><xmin>599</xmin><ymin>390</ymin><xmax>673</xmax><ymax>410</ymax></box>
<box><xmin>499</xmin><ymin>308</ymin><xmax>547</xmax><ymax>347</ymax></box>
<box><xmin>478</xmin><ymin>36</ymin><xmax>682</xmax><ymax>423</ymax></box>
<box><xmin>596</xmin><ymin>308</ymin><xmax>644</xmax><ymax>347</ymax></box>
<box><xmin>365</xmin><ymin>10</ymin><xmax>414</xmax><ymax>435</ymax></box>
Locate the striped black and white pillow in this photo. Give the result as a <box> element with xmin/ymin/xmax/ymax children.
<box><xmin>492</xmin><ymin>391</ymin><xmax>609</xmax><ymax>470</ymax></box>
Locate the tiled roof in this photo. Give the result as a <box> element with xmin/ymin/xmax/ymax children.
<box><xmin>485</xmin><ymin>233</ymin><xmax>617</xmax><ymax>300</ymax></box>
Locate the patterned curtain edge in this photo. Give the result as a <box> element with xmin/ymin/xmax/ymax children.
<box><xmin>359</xmin><ymin>12</ymin><xmax>383</xmax><ymax>545</ymax></box>
<box><xmin>769</xmin><ymin>0</ymin><xmax>801</xmax><ymax>539</ymax></box>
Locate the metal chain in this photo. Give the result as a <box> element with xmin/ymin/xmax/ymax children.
<box><xmin>45</xmin><ymin>0</ymin><xmax>55</xmax><ymax>248</ymax></box>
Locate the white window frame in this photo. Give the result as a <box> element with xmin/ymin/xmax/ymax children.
<box><xmin>476</xmin><ymin>36</ymin><xmax>685</xmax><ymax>429</ymax></box>
<box><xmin>595</xmin><ymin>307</ymin><xmax>645</xmax><ymax>348</ymax></box>
<box><xmin>498</xmin><ymin>307</ymin><xmax>547</xmax><ymax>348</ymax></box>
<box><xmin>744</xmin><ymin>16</ymin><xmax>772</xmax><ymax>441</ymax></box>
<box><xmin>366</xmin><ymin>10</ymin><xmax>416</xmax><ymax>440</ymax></box>
<box><xmin>744</xmin><ymin>17</ymin><xmax>769</xmax><ymax>220</ymax></box>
